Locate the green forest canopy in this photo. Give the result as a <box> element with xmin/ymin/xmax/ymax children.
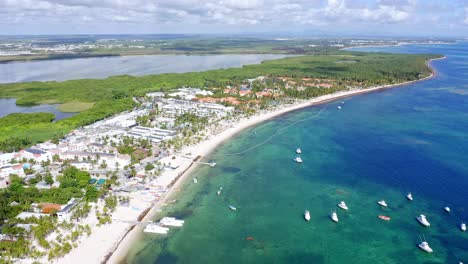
<box><xmin>0</xmin><ymin>51</ymin><xmax>441</xmax><ymax>150</ymax></box>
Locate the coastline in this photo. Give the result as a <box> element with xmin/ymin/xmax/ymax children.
<box><xmin>104</xmin><ymin>56</ymin><xmax>445</xmax><ymax>264</ymax></box>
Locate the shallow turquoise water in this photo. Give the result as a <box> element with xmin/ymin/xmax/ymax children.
<box><xmin>125</xmin><ymin>42</ymin><xmax>468</xmax><ymax>264</ymax></box>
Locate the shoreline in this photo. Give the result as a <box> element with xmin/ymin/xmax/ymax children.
<box><xmin>105</xmin><ymin>56</ymin><xmax>445</xmax><ymax>263</ymax></box>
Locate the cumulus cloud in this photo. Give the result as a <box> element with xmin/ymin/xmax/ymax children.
<box><xmin>0</xmin><ymin>0</ymin><xmax>466</xmax><ymax>34</ymax></box>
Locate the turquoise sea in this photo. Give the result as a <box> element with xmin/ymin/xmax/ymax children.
<box><xmin>124</xmin><ymin>42</ymin><xmax>468</xmax><ymax>264</ymax></box>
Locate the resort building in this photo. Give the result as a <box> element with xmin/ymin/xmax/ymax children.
<box><xmin>0</xmin><ymin>164</ymin><xmax>25</xmax><ymax>178</ymax></box>
<box><xmin>57</xmin><ymin>198</ymin><xmax>79</xmax><ymax>222</ymax></box>
<box><xmin>126</xmin><ymin>126</ymin><xmax>176</xmax><ymax>143</ymax></box>
<box><xmin>161</xmin><ymin>99</ymin><xmax>234</xmax><ymax>118</ymax></box>
<box><xmin>0</xmin><ymin>153</ymin><xmax>15</xmax><ymax>166</ymax></box>
<box><xmin>19</xmin><ymin>148</ymin><xmax>52</xmax><ymax>162</ymax></box>
<box><xmin>16</xmin><ymin>212</ymin><xmax>48</xmax><ymax>220</ymax></box>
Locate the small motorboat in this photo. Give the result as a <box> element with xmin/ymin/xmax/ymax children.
<box><xmin>228</xmin><ymin>205</ymin><xmax>237</xmax><ymax>211</ymax></box>
<box><xmin>416</xmin><ymin>214</ymin><xmax>431</xmax><ymax>227</ymax></box>
<box><xmin>406</xmin><ymin>192</ymin><xmax>413</xmax><ymax>201</ymax></box>
<box><xmin>377</xmin><ymin>200</ymin><xmax>388</xmax><ymax>207</ymax></box>
<box><xmin>294</xmin><ymin>157</ymin><xmax>303</xmax><ymax>163</ymax></box>
<box><xmin>337</xmin><ymin>105</ymin><xmax>342</xmax><ymax>110</ymax></box>
<box><xmin>193</xmin><ymin>178</ymin><xmax>198</xmax><ymax>183</ymax></box>
<box><xmin>330</xmin><ymin>211</ymin><xmax>339</xmax><ymax>222</ymax></box>
<box><xmin>444</xmin><ymin>206</ymin><xmax>451</xmax><ymax>213</ymax></box>
<box><xmin>418</xmin><ymin>240</ymin><xmax>433</xmax><ymax>253</ymax></box>
<box><xmin>304</xmin><ymin>210</ymin><xmax>311</xmax><ymax>221</ymax></box>
<box><xmin>337</xmin><ymin>201</ymin><xmax>349</xmax><ymax>210</ymax></box>
<box><xmin>296</xmin><ymin>148</ymin><xmax>302</xmax><ymax>154</ymax></box>
<box><xmin>461</xmin><ymin>222</ymin><xmax>466</xmax><ymax>232</ymax></box>
<box><xmin>378</xmin><ymin>215</ymin><xmax>391</xmax><ymax>221</ymax></box>
<box><xmin>217</xmin><ymin>187</ymin><xmax>223</xmax><ymax>195</ymax></box>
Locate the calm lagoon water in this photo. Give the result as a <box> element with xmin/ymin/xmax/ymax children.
<box><xmin>0</xmin><ymin>54</ymin><xmax>288</xmax><ymax>83</ymax></box>
<box><xmin>124</xmin><ymin>42</ymin><xmax>468</xmax><ymax>264</ymax></box>
<box><xmin>0</xmin><ymin>98</ymin><xmax>76</xmax><ymax>121</ymax></box>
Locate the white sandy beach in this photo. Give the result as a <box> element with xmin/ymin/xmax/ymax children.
<box><xmin>56</xmin><ymin>57</ymin><xmax>443</xmax><ymax>264</ymax></box>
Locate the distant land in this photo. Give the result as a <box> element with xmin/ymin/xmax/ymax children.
<box><xmin>0</xmin><ymin>35</ymin><xmax>454</xmax><ymax>63</ymax></box>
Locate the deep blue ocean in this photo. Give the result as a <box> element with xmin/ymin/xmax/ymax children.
<box><xmin>125</xmin><ymin>42</ymin><xmax>468</xmax><ymax>264</ymax></box>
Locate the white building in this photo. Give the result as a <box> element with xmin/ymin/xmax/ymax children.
<box><xmin>0</xmin><ymin>164</ymin><xmax>25</xmax><ymax>178</ymax></box>
<box><xmin>0</xmin><ymin>153</ymin><xmax>15</xmax><ymax>166</ymax></box>
<box><xmin>59</xmin><ymin>151</ymin><xmax>130</xmax><ymax>169</ymax></box>
<box><xmin>19</xmin><ymin>148</ymin><xmax>52</xmax><ymax>163</ymax></box>
<box><xmin>16</xmin><ymin>212</ymin><xmax>48</xmax><ymax>220</ymax></box>
<box><xmin>126</xmin><ymin>126</ymin><xmax>176</xmax><ymax>143</ymax></box>
<box><xmin>161</xmin><ymin>99</ymin><xmax>234</xmax><ymax>118</ymax></box>
<box><xmin>168</xmin><ymin>87</ymin><xmax>213</xmax><ymax>101</ymax></box>
<box><xmin>57</xmin><ymin>198</ymin><xmax>79</xmax><ymax>222</ymax></box>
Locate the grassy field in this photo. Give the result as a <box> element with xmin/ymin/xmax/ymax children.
<box><xmin>0</xmin><ymin>52</ymin><xmax>440</xmax><ymax>150</ymax></box>
<box><xmin>57</xmin><ymin>102</ymin><xmax>95</xmax><ymax>112</ymax></box>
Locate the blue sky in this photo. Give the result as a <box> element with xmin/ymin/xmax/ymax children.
<box><xmin>0</xmin><ymin>0</ymin><xmax>467</xmax><ymax>37</ymax></box>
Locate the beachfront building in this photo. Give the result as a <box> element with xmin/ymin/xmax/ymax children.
<box><xmin>16</xmin><ymin>212</ymin><xmax>48</xmax><ymax>220</ymax></box>
<box><xmin>126</xmin><ymin>126</ymin><xmax>176</xmax><ymax>143</ymax></box>
<box><xmin>57</xmin><ymin>198</ymin><xmax>79</xmax><ymax>222</ymax></box>
<box><xmin>161</xmin><ymin>99</ymin><xmax>234</xmax><ymax>118</ymax></box>
<box><xmin>59</xmin><ymin>152</ymin><xmax>131</xmax><ymax>169</ymax></box>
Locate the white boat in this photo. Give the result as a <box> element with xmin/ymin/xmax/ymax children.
<box><xmin>217</xmin><ymin>186</ymin><xmax>223</xmax><ymax>195</ymax></box>
<box><xmin>416</xmin><ymin>214</ymin><xmax>431</xmax><ymax>227</ymax></box>
<box><xmin>337</xmin><ymin>105</ymin><xmax>342</xmax><ymax>110</ymax></box>
<box><xmin>304</xmin><ymin>210</ymin><xmax>311</xmax><ymax>221</ymax></box>
<box><xmin>337</xmin><ymin>201</ymin><xmax>349</xmax><ymax>210</ymax></box>
<box><xmin>294</xmin><ymin>157</ymin><xmax>303</xmax><ymax>163</ymax></box>
<box><xmin>144</xmin><ymin>224</ymin><xmax>169</xmax><ymax>234</ymax></box>
<box><xmin>406</xmin><ymin>192</ymin><xmax>413</xmax><ymax>201</ymax></box>
<box><xmin>229</xmin><ymin>205</ymin><xmax>237</xmax><ymax>211</ymax></box>
<box><xmin>444</xmin><ymin>206</ymin><xmax>451</xmax><ymax>212</ymax></box>
<box><xmin>418</xmin><ymin>241</ymin><xmax>433</xmax><ymax>253</ymax></box>
<box><xmin>461</xmin><ymin>222</ymin><xmax>466</xmax><ymax>232</ymax></box>
<box><xmin>377</xmin><ymin>200</ymin><xmax>388</xmax><ymax>207</ymax></box>
<box><xmin>330</xmin><ymin>211</ymin><xmax>339</xmax><ymax>222</ymax></box>
<box><xmin>193</xmin><ymin>178</ymin><xmax>198</xmax><ymax>183</ymax></box>
<box><xmin>159</xmin><ymin>217</ymin><xmax>184</xmax><ymax>227</ymax></box>
<box><xmin>296</xmin><ymin>148</ymin><xmax>302</xmax><ymax>154</ymax></box>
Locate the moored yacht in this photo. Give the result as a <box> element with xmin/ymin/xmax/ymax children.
<box><xmin>296</xmin><ymin>148</ymin><xmax>302</xmax><ymax>154</ymax></box>
<box><xmin>418</xmin><ymin>240</ymin><xmax>433</xmax><ymax>253</ymax></box>
<box><xmin>417</xmin><ymin>214</ymin><xmax>431</xmax><ymax>227</ymax></box>
<box><xmin>294</xmin><ymin>157</ymin><xmax>303</xmax><ymax>163</ymax></box>
<box><xmin>444</xmin><ymin>206</ymin><xmax>451</xmax><ymax>212</ymax></box>
<box><xmin>406</xmin><ymin>192</ymin><xmax>413</xmax><ymax>201</ymax></box>
<box><xmin>461</xmin><ymin>222</ymin><xmax>466</xmax><ymax>232</ymax></box>
<box><xmin>377</xmin><ymin>200</ymin><xmax>388</xmax><ymax>207</ymax></box>
<box><xmin>337</xmin><ymin>201</ymin><xmax>349</xmax><ymax>210</ymax></box>
<box><xmin>304</xmin><ymin>210</ymin><xmax>311</xmax><ymax>221</ymax></box>
<box><xmin>330</xmin><ymin>211</ymin><xmax>339</xmax><ymax>222</ymax></box>
<box><xmin>144</xmin><ymin>224</ymin><xmax>169</xmax><ymax>234</ymax></box>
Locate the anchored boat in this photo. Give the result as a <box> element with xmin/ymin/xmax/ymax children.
<box><xmin>416</xmin><ymin>214</ymin><xmax>431</xmax><ymax>227</ymax></box>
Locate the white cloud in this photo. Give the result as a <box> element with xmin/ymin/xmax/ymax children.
<box><xmin>0</xmin><ymin>0</ymin><xmax>466</xmax><ymax>34</ymax></box>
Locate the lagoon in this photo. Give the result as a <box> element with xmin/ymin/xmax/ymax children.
<box><xmin>0</xmin><ymin>54</ymin><xmax>288</xmax><ymax>83</ymax></box>
<box><xmin>0</xmin><ymin>98</ymin><xmax>76</xmax><ymax>121</ymax></box>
